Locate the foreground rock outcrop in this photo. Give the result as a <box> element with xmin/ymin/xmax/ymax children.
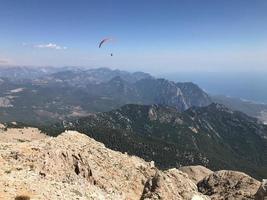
<box><xmin>0</xmin><ymin>129</ymin><xmax>208</xmax><ymax>200</ymax></box>
<box><xmin>0</xmin><ymin>126</ymin><xmax>266</xmax><ymax>200</ymax></box>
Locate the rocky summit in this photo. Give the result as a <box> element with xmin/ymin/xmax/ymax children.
<box><xmin>0</xmin><ymin>125</ymin><xmax>266</xmax><ymax>199</ymax></box>
<box><xmin>0</xmin><ymin>127</ymin><xmax>211</xmax><ymax>200</ymax></box>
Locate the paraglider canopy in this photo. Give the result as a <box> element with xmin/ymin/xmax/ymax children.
<box><xmin>99</xmin><ymin>38</ymin><xmax>112</xmax><ymax>48</ymax></box>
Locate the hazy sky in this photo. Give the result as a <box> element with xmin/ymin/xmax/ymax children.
<box><xmin>0</xmin><ymin>0</ymin><xmax>267</xmax><ymax>73</ymax></box>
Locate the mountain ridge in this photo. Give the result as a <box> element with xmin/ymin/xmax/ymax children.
<box><xmin>41</xmin><ymin>103</ymin><xmax>267</xmax><ymax>179</ymax></box>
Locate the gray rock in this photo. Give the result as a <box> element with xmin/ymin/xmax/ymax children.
<box><xmin>255</xmin><ymin>179</ymin><xmax>267</xmax><ymax>200</ymax></box>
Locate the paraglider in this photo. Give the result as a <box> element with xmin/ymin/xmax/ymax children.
<box><xmin>99</xmin><ymin>38</ymin><xmax>114</xmax><ymax>56</ymax></box>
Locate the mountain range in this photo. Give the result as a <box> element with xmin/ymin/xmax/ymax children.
<box><xmin>1</xmin><ymin>66</ymin><xmax>266</xmax><ymax>123</ymax></box>
<box><xmin>0</xmin><ymin>67</ymin><xmax>211</xmax><ymax>124</ymax></box>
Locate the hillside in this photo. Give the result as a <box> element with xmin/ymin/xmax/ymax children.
<box><xmin>43</xmin><ymin>103</ymin><xmax>267</xmax><ymax>179</ymax></box>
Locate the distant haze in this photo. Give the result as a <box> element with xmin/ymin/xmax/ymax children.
<box><xmin>161</xmin><ymin>71</ymin><xmax>267</xmax><ymax>104</ymax></box>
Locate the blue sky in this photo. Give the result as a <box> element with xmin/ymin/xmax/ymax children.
<box><xmin>0</xmin><ymin>0</ymin><xmax>267</xmax><ymax>73</ymax></box>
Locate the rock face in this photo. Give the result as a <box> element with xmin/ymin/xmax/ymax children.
<box><xmin>0</xmin><ymin>130</ymin><xmax>209</xmax><ymax>200</ymax></box>
<box><xmin>135</xmin><ymin>78</ymin><xmax>211</xmax><ymax>111</ymax></box>
<box><xmin>179</xmin><ymin>165</ymin><xmax>213</xmax><ymax>184</ymax></box>
<box><xmin>197</xmin><ymin>170</ymin><xmax>261</xmax><ymax>200</ymax></box>
<box><xmin>255</xmin><ymin>179</ymin><xmax>267</xmax><ymax>200</ymax></box>
<box><xmin>140</xmin><ymin>169</ymin><xmax>210</xmax><ymax>200</ymax></box>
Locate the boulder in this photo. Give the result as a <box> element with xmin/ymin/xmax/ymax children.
<box><xmin>179</xmin><ymin>165</ymin><xmax>213</xmax><ymax>184</ymax></box>
<box><xmin>197</xmin><ymin>170</ymin><xmax>261</xmax><ymax>200</ymax></box>
<box><xmin>141</xmin><ymin>169</ymin><xmax>210</xmax><ymax>200</ymax></box>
